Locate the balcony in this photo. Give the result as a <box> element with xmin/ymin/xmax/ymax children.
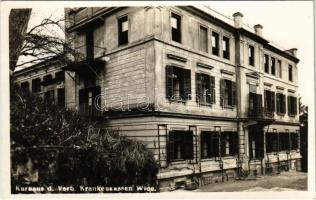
<box><xmin>248</xmin><ymin>107</ymin><xmax>275</xmax><ymax>120</ymax></box>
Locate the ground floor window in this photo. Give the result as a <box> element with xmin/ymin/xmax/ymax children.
<box><xmin>265</xmin><ymin>132</ymin><xmax>278</xmax><ymax>153</ymax></box>
<box><xmin>220</xmin><ymin>132</ymin><xmax>238</xmax><ymax>157</ymax></box>
<box><xmin>200</xmin><ymin>131</ymin><xmax>219</xmax><ymax>159</ymax></box>
<box><xmin>279</xmin><ymin>132</ymin><xmax>290</xmax><ymax>151</ymax></box>
<box><xmin>168</xmin><ymin>130</ymin><xmax>193</xmax><ymax>161</ymax></box>
<box><xmin>290</xmin><ymin>132</ymin><xmax>299</xmax><ymax>150</ymax></box>
<box><xmin>249</xmin><ymin>129</ymin><xmax>264</xmax><ymax>159</ymax></box>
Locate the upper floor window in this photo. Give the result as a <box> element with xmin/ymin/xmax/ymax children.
<box><xmin>20</xmin><ymin>81</ymin><xmax>29</xmax><ymax>92</ymax></box>
<box><xmin>288</xmin><ymin>96</ymin><xmax>297</xmax><ymax>116</ymax></box>
<box><xmin>32</xmin><ymin>78</ymin><xmax>41</xmax><ymax>93</ymax></box>
<box><xmin>171</xmin><ymin>13</ymin><xmax>181</xmax><ymax>43</ymax></box>
<box><xmin>277</xmin><ymin>60</ymin><xmax>282</xmax><ymax>78</ymax></box>
<box><xmin>43</xmin><ymin>74</ymin><xmax>53</xmax><ymax>82</ymax></box>
<box><xmin>222</xmin><ymin>36</ymin><xmax>230</xmax><ymax>59</ymax></box>
<box><xmin>196</xmin><ymin>73</ymin><xmax>215</xmax><ymax>105</ymax></box>
<box><xmin>55</xmin><ymin>71</ymin><xmax>65</xmax><ymax>82</ymax></box>
<box><xmin>271</xmin><ymin>57</ymin><xmax>276</xmax><ymax>75</ymax></box>
<box><xmin>168</xmin><ymin>130</ymin><xmax>193</xmax><ymax>162</ymax></box>
<box><xmin>264</xmin><ymin>54</ymin><xmax>269</xmax><ymax>73</ymax></box>
<box><xmin>199</xmin><ymin>26</ymin><xmax>208</xmax><ymax>53</ymax></box>
<box><xmin>264</xmin><ymin>90</ymin><xmax>275</xmax><ymax>113</ymax></box>
<box><xmin>288</xmin><ymin>65</ymin><xmax>293</xmax><ymax>82</ymax></box>
<box><xmin>220</xmin><ymin>79</ymin><xmax>236</xmax><ymax>108</ymax></box>
<box><xmin>248</xmin><ymin>45</ymin><xmax>255</xmax><ymax>66</ymax></box>
<box><xmin>166</xmin><ymin>65</ymin><xmax>191</xmax><ymax>101</ymax></box>
<box><xmin>118</xmin><ymin>15</ymin><xmax>128</xmax><ymax>45</ymax></box>
<box><xmin>276</xmin><ymin>93</ymin><xmax>286</xmax><ymax>115</ymax></box>
<box><xmin>86</xmin><ymin>30</ymin><xmax>94</xmax><ymax>60</ymax></box>
<box><xmin>211</xmin><ymin>32</ymin><xmax>219</xmax><ymax>56</ymax></box>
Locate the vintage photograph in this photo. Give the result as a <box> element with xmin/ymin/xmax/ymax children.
<box><xmin>3</xmin><ymin>1</ymin><xmax>313</xmax><ymax>196</ymax></box>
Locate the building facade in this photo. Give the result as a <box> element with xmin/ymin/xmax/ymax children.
<box><xmin>14</xmin><ymin>6</ymin><xmax>301</xmax><ymax>191</ymax></box>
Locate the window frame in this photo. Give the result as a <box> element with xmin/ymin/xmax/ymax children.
<box><xmin>211</xmin><ymin>31</ymin><xmax>220</xmax><ymax>56</ymax></box>
<box><xmin>222</xmin><ymin>36</ymin><xmax>230</xmax><ymax>60</ymax></box>
<box><xmin>264</xmin><ymin>54</ymin><xmax>269</xmax><ymax>73</ymax></box>
<box><xmin>271</xmin><ymin>57</ymin><xmax>276</xmax><ymax>75</ymax></box>
<box><xmin>199</xmin><ymin>25</ymin><xmax>208</xmax><ymax>53</ymax></box>
<box><xmin>248</xmin><ymin>45</ymin><xmax>255</xmax><ymax>66</ymax></box>
<box><xmin>288</xmin><ymin>64</ymin><xmax>293</xmax><ymax>82</ymax></box>
<box><xmin>118</xmin><ymin>15</ymin><xmax>129</xmax><ymax>46</ymax></box>
<box><xmin>170</xmin><ymin>12</ymin><xmax>182</xmax><ymax>43</ymax></box>
<box><xmin>32</xmin><ymin>78</ymin><xmax>41</xmax><ymax>93</ymax></box>
<box><xmin>168</xmin><ymin>130</ymin><xmax>194</xmax><ymax>162</ymax></box>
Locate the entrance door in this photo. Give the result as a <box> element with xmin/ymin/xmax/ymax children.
<box><xmin>79</xmin><ymin>86</ymin><xmax>101</xmax><ymax>117</ymax></box>
<box><xmin>248</xmin><ymin>127</ymin><xmax>264</xmax><ymax>159</ymax></box>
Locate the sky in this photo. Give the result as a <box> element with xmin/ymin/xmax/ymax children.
<box><xmin>22</xmin><ymin>1</ymin><xmax>314</xmax><ymax>105</ymax></box>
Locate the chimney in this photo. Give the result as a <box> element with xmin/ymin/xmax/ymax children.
<box><xmin>286</xmin><ymin>48</ymin><xmax>298</xmax><ymax>57</ymax></box>
<box><xmin>233</xmin><ymin>12</ymin><xmax>244</xmax><ymax>28</ymax></box>
<box><xmin>254</xmin><ymin>24</ymin><xmax>263</xmax><ymax>37</ymax></box>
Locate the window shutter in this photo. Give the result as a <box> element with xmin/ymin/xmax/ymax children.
<box><xmin>212</xmin><ymin>132</ymin><xmax>220</xmax><ymax>157</ymax></box>
<box><xmin>276</xmin><ymin>93</ymin><xmax>280</xmax><ymax>113</ymax></box>
<box><xmin>205</xmin><ymin>75</ymin><xmax>211</xmax><ymax>104</ymax></box>
<box><xmin>232</xmin><ymin>81</ymin><xmax>237</xmax><ymax>106</ymax></box>
<box><xmin>294</xmin><ymin>97</ymin><xmax>297</xmax><ymax>115</ymax></box>
<box><xmin>166</xmin><ymin>65</ymin><xmax>174</xmax><ymax>100</ymax></box>
<box><xmin>167</xmin><ymin>131</ymin><xmax>175</xmax><ymax>163</ymax></box>
<box><xmin>257</xmin><ymin>94</ymin><xmax>263</xmax><ymax>109</ymax></box>
<box><xmin>287</xmin><ymin>96</ymin><xmax>291</xmax><ymax>115</ymax></box>
<box><xmin>264</xmin><ymin>90</ymin><xmax>268</xmax><ymax>110</ymax></box>
<box><xmin>183</xmin><ymin>69</ymin><xmax>192</xmax><ymax>100</ymax></box>
<box><xmin>184</xmin><ymin>131</ymin><xmax>193</xmax><ymax>159</ymax></box>
<box><xmin>210</xmin><ymin>76</ymin><xmax>215</xmax><ymax>104</ymax></box>
<box><xmin>195</xmin><ymin>73</ymin><xmax>202</xmax><ymax>103</ymax></box>
<box><xmin>220</xmin><ymin>79</ymin><xmax>225</xmax><ymax>107</ymax></box>
<box><xmin>271</xmin><ymin>92</ymin><xmax>275</xmax><ymax>112</ymax></box>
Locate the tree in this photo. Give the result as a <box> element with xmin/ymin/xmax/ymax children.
<box><xmin>299</xmin><ymin>97</ymin><xmax>308</xmax><ymax>172</ymax></box>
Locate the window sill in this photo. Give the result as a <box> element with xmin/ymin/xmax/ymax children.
<box><xmin>289</xmin><ymin>114</ymin><xmax>296</xmax><ymax>118</ymax></box>
<box><xmin>198</xmin><ymin>102</ymin><xmax>213</xmax><ymax>107</ymax></box>
<box><xmin>168</xmin><ymin>98</ymin><xmax>188</xmax><ymax>104</ymax></box>
<box><xmin>277</xmin><ymin>113</ymin><xmax>286</xmax><ymax>116</ymax></box>
<box><xmin>222</xmin><ymin>105</ymin><xmax>235</xmax><ymax>110</ymax></box>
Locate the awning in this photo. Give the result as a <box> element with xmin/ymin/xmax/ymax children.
<box><xmin>62</xmin><ymin>59</ymin><xmax>105</xmax><ymax>74</ymax></box>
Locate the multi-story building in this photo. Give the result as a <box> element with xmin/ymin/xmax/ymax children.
<box><xmin>14</xmin><ymin>6</ymin><xmax>301</xmax><ymax>191</ymax></box>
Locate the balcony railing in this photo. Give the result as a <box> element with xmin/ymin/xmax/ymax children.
<box><xmin>79</xmin><ymin>103</ymin><xmax>102</xmax><ymax>117</ymax></box>
<box><xmin>248</xmin><ymin>107</ymin><xmax>275</xmax><ymax>120</ymax></box>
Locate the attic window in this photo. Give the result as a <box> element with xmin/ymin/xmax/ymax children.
<box><xmin>118</xmin><ymin>16</ymin><xmax>128</xmax><ymax>45</ymax></box>
<box><xmin>171</xmin><ymin>13</ymin><xmax>181</xmax><ymax>43</ymax></box>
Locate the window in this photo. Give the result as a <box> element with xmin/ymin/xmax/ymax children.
<box><xmin>220</xmin><ymin>132</ymin><xmax>238</xmax><ymax>156</ymax></box>
<box><xmin>166</xmin><ymin>66</ymin><xmax>191</xmax><ymax>101</ymax></box>
<box><xmin>168</xmin><ymin>130</ymin><xmax>193</xmax><ymax>161</ymax></box>
<box><xmin>201</xmin><ymin>131</ymin><xmax>219</xmax><ymax>159</ymax></box>
<box><xmin>171</xmin><ymin>13</ymin><xmax>181</xmax><ymax>43</ymax></box>
<box><xmin>86</xmin><ymin>30</ymin><xmax>94</xmax><ymax>60</ymax></box>
<box><xmin>266</xmin><ymin>132</ymin><xmax>278</xmax><ymax>153</ymax></box>
<box><xmin>118</xmin><ymin>16</ymin><xmax>128</xmax><ymax>45</ymax></box>
<box><xmin>211</xmin><ymin>32</ymin><xmax>219</xmax><ymax>56</ymax></box>
<box><xmin>264</xmin><ymin>90</ymin><xmax>275</xmax><ymax>113</ymax></box>
<box><xmin>222</xmin><ymin>36</ymin><xmax>230</xmax><ymax>59</ymax></box>
<box><xmin>249</xmin><ymin>130</ymin><xmax>264</xmax><ymax>159</ymax></box>
<box><xmin>290</xmin><ymin>132</ymin><xmax>298</xmax><ymax>150</ymax></box>
<box><xmin>276</xmin><ymin>93</ymin><xmax>286</xmax><ymax>115</ymax></box>
<box><xmin>32</xmin><ymin>78</ymin><xmax>41</xmax><ymax>93</ymax></box>
<box><xmin>20</xmin><ymin>81</ymin><xmax>29</xmax><ymax>92</ymax></box>
<box><xmin>248</xmin><ymin>45</ymin><xmax>255</xmax><ymax>66</ymax></box>
<box><xmin>220</xmin><ymin>79</ymin><xmax>236</xmax><ymax>107</ymax></box>
<box><xmin>271</xmin><ymin>57</ymin><xmax>276</xmax><ymax>75</ymax></box>
<box><xmin>43</xmin><ymin>74</ymin><xmax>53</xmax><ymax>82</ymax></box>
<box><xmin>57</xmin><ymin>88</ymin><xmax>65</xmax><ymax>107</ymax></box>
<box><xmin>55</xmin><ymin>71</ymin><xmax>65</xmax><ymax>82</ymax></box>
<box><xmin>277</xmin><ymin>60</ymin><xmax>282</xmax><ymax>78</ymax></box>
<box><xmin>199</xmin><ymin>26</ymin><xmax>208</xmax><ymax>53</ymax></box>
<box><xmin>196</xmin><ymin>73</ymin><xmax>215</xmax><ymax>105</ymax></box>
<box><xmin>79</xmin><ymin>86</ymin><xmax>101</xmax><ymax>116</ymax></box>
<box><xmin>288</xmin><ymin>96</ymin><xmax>297</xmax><ymax>116</ymax></box>
<box><xmin>288</xmin><ymin>65</ymin><xmax>293</xmax><ymax>82</ymax></box>
<box><xmin>279</xmin><ymin>132</ymin><xmax>290</xmax><ymax>151</ymax></box>
<box><xmin>264</xmin><ymin>54</ymin><xmax>269</xmax><ymax>73</ymax></box>
<box><xmin>44</xmin><ymin>90</ymin><xmax>55</xmax><ymax>102</ymax></box>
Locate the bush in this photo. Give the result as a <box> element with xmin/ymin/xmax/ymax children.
<box><xmin>10</xmin><ymin>82</ymin><xmax>158</xmax><ymax>193</ymax></box>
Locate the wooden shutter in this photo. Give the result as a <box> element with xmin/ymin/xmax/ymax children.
<box><xmin>232</xmin><ymin>81</ymin><xmax>237</xmax><ymax>106</ymax></box>
<box><xmin>183</xmin><ymin>69</ymin><xmax>191</xmax><ymax>100</ymax></box>
<box><xmin>205</xmin><ymin>75</ymin><xmax>211</xmax><ymax>104</ymax></box>
<box><xmin>282</xmin><ymin>94</ymin><xmax>286</xmax><ymax>114</ymax></box>
<box><xmin>167</xmin><ymin>131</ymin><xmax>175</xmax><ymax>163</ymax></box>
<box><xmin>271</xmin><ymin>92</ymin><xmax>275</xmax><ymax>112</ymax></box>
<box><xmin>257</xmin><ymin>94</ymin><xmax>263</xmax><ymax>109</ymax></box>
<box><xmin>183</xmin><ymin>131</ymin><xmax>193</xmax><ymax>159</ymax></box>
<box><xmin>210</xmin><ymin>76</ymin><xmax>215</xmax><ymax>104</ymax></box>
<box><xmin>287</xmin><ymin>96</ymin><xmax>291</xmax><ymax>115</ymax></box>
<box><xmin>195</xmin><ymin>73</ymin><xmax>202</xmax><ymax>103</ymax></box>
<box><xmin>276</xmin><ymin>93</ymin><xmax>280</xmax><ymax>113</ymax></box>
<box><xmin>220</xmin><ymin>79</ymin><xmax>226</xmax><ymax>107</ymax></box>
<box><xmin>166</xmin><ymin>65</ymin><xmax>174</xmax><ymax>100</ymax></box>
<box><xmin>294</xmin><ymin>97</ymin><xmax>297</xmax><ymax>115</ymax></box>
<box><xmin>212</xmin><ymin>132</ymin><xmax>220</xmax><ymax>157</ymax></box>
